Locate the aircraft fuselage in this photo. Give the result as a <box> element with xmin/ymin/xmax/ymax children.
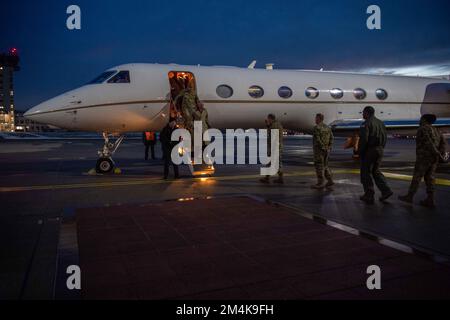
<box><xmin>25</xmin><ymin>63</ymin><xmax>450</xmax><ymax>134</ymax></box>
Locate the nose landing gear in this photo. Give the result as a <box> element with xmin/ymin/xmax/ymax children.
<box><xmin>95</xmin><ymin>132</ymin><xmax>125</xmax><ymax>174</ymax></box>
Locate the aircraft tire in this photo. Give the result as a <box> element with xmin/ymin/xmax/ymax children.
<box><xmin>96</xmin><ymin>157</ymin><xmax>114</xmax><ymax>174</ymax></box>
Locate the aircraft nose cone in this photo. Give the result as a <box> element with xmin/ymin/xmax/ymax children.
<box><xmin>23</xmin><ymin>101</ymin><xmax>60</xmax><ymax>126</ymax></box>
<box><xmin>23</xmin><ymin>108</ymin><xmax>35</xmax><ymax>118</ymax></box>
<box><xmin>24</xmin><ymin>105</ymin><xmax>43</xmax><ymax>120</ymax></box>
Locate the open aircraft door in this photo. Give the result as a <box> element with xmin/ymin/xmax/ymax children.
<box><xmin>167</xmin><ymin>71</ymin><xmax>215</xmax><ymax>177</ymax></box>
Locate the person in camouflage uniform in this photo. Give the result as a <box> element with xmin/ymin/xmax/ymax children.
<box><xmin>398</xmin><ymin>114</ymin><xmax>446</xmax><ymax>208</ymax></box>
<box><xmin>173</xmin><ymin>81</ymin><xmax>198</xmax><ymax>158</ymax></box>
<box><xmin>260</xmin><ymin>114</ymin><xmax>284</xmax><ymax>184</ymax></box>
<box><xmin>193</xmin><ymin>100</ymin><xmax>209</xmax><ymax>132</ymax></box>
<box><xmin>174</xmin><ymin>82</ymin><xmax>197</xmax><ymax>134</ymax></box>
<box><xmin>193</xmin><ymin>100</ymin><xmax>210</xmax><ymax>147</ymax></box>
<box><xmin>358</xmin><ymin>106</ymin><xmax>393</xmax><ymax>204</ymax></box>
<box><xmin>311</xmin><ymin>113</ymin><xmax>334</xmax><ymax>189</ymax></box>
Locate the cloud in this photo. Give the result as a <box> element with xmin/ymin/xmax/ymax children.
<box><xmin>347</xmin><ymin>62</ymin><xmax>450</xmax><ymax>78</ymax></box>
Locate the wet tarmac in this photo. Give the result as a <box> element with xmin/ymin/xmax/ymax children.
<box><xmin>1</xmin><ymin>135</ymin><xmax>450</xmax><ymax>299</ymax></box>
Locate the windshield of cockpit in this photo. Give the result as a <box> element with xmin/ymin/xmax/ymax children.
<box><xmin>87</xmin><ymin>70</ymin><xmax>131</xmax><ymax>84</ymax></box>
<box><xmin>88</xmin><ymin>71</ymin><xmax>117</xmax><ymax>84</ymax></box>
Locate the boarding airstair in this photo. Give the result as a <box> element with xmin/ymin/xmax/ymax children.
<box><xmin>178</xmin><ymin>146</ymin><xmax>215</xmax><ymax>177</ymax></box>
<box><xmin>189</xmin><ymin>162</ymin><xmax>215</xmax><ymax>177</ymax></box>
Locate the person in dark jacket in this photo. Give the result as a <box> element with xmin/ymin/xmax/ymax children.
<box><xmin>358</xmin><ymin>106</ymin><xmax>393</xmax><ymax>204</ymax></box>
<box><xmin>160</xmin><ymin>119</ymin><xmax>180</xmax><ymax>179</ymax></box>
<box><xmin>142</xmin><ymin>131</ymin><xmax>156</xmax><ymax>160</ymax></box>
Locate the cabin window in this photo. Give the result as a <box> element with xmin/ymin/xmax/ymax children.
<box><xmin>353</xmin><ymin>88</ymin><xmax>367</xmax><ymax>100</ymax></box>
<box><xmin>108</xmin><ymin>71</ymin><xmax>130</xmax><ymax>83</ymax></box>
<box><xmin>375</xmin><ymin>88</ymin><xmax>388</xmax><ymax>100</ymax></box>
<box><xmin>216</xmin><ymin>84</ymin><xmax>233</xmax><ymax>98</ymax></box>
<box><xmin>278</xmin><ymin>86</ymin><xmax>293</xmax><ymax>99</ymax></box>
<box><xmin>88</xmin><ymin>71</ymin><xmax>117</xmax><ymax>84</ymax></box>
<box><xmin>305</xmin><ymin>87</ymin><xmax>319</xmax><ymax>99</ymax></box>
<box><xmin>330</xmin><ymin>88</ymin><xmax>344</xmax><ymax>99</ymax></box>
<box><xmin>248</xmin><ymin>85</ymin><xmax>264</xmax><ymax>98</ymax></box>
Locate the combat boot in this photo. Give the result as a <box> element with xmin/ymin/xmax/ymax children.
<box><xmin>419</xmin><ymin>193</ymin><xmax>436</xmax><ymax>208</ymax></box>
<box><xmin>325</xmin><ymin>179</ymin><xmax>335</xmax><ymax>188</ymax></box>
<box><xmin>398</xmin><ymin>193</ymin><xmax>414</xmax><ymax>204</ymax></box>
<box><xmin>379</xmin><ymin>190</ymin><xmax>394</xmax><ymax>202</ymax></box>
<box><xmin>274</xmin><ymin>173</ymin><xmax>284</xmax><ymax>184</ymax></box>
<box><xmin>311</xmin><ymin>181</ymin><xmax>325</xmax><ymax>189</ymax></box>
<box><xmin>360</xmin><ymin>193</ymin><xmax>375</xmax><ymax>205</ymax></box>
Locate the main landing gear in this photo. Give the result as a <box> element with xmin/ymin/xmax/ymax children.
<box><xmin>95</xmin><ymin>132</ymin><xmax>125</xmax><ymax>174</ymax></box>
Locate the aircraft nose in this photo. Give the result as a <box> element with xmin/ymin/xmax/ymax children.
<box><xmin>23</xmin><ymin>97</ymin><xmax>67</xmax><ymax>126</ymax></box>
<box><xmin>24</xmin><ymin>103</ymin><xmax>47</xmax><ymax>121</ymax></box>
<box><xmin>25</xmin><ymin>89</ymin><xmax>83</xmax><ymax>119</ymax></box>
<box><xmin>24</xmin><ymin>106</ymin><xmax>39</xmax><ymax>118</ymax></box>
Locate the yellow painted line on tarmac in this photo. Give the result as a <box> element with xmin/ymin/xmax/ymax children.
<box><xmin>311</xmin><ymin>169</ymin><xmax>450</xmax><ymax>187</ymax></box>
<box><xmin>0</xmin><ymin>178</ymin><xmax>164</xmax><ymax>193</ymax></box>
<box><xmin>1</xmin><ymin>169</ymin><xmax>449</xmax><ymax>193</ymax></box>
<box><xmin>0</xmin><ymin>172</ymin><xmax>315</xmax><ymax>192</ymax></box>
<box><xmin>383</xmin><ymin>172</ymin><xmax>450</xmax><ymax>186</ymax></box>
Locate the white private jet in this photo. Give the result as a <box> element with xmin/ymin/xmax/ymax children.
<box><xmin>25</xmin><ymin>63</ymin><xmax>450</xmax><ymax>173</ymax></box>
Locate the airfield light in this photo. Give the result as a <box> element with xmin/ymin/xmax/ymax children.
<box><xmin>9</xmin><ymin>48</ymin><xmax>18</xmax><ymax>55</ymax></box>
<box><xmin>177</xmin><ymin>197</ymin><xmax>194</xmax><ymax>202</ymax></box>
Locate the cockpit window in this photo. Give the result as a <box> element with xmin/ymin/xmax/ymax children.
<box><xmin>107</xmin><ymin>71</ymin><xmax>130</xmax><ymax>83</ymax></box>
<box><xmin>88</xmin><ymin>71</ymin><xmax>117</xmax><ymax>84</ymax></box>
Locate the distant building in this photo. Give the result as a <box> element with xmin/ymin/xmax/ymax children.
<box><xmin>0</xmin><ymin>48</ymin><xmax>19</xmax><ymax>132</ymax></box>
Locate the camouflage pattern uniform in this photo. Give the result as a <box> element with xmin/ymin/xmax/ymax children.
<box><xmin>408</xmin><ymin>123</ymin><xmax>442</xmax><ymax>196</ymax></box>
<box><xmin>174</xmin><ymin>88</ymin><xmax>197</xmax><ymax>133</ymax></box>
<box><xmin>193</xmin><ymin>107</ymin><xmax>210</xmax><ymax>147</ymax></box>
<box><xmin>358</xmin><ymin>115</ymin><xmax>392</xmax><ymax>200</ymax></box>
<box><xmin>312</xmin><ymin>122</ymin><xmax>334</xmax><ymax>185</ymax></box>
<box><xmin>193</xmin><ymin>108</ymin><xmax>210</xmax><ymax>133</ymax></box>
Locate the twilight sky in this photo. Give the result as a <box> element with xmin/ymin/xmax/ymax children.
<box><xmin>2</xmin><ymin>0</ymin><xmax>450</xmax><ymax>111</ymax></box>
